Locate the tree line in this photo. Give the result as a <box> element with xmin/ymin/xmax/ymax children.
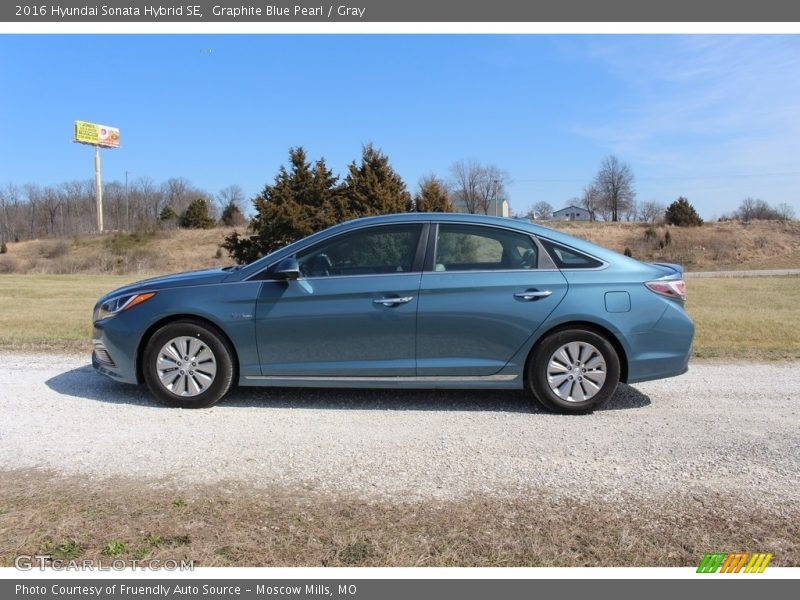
<box><xmin>2</xmin><ymin>145</ymin><xmax>794</xmax><ymax>259</ymax></box>
<box><xmin>529</xmin><ymin>154</ymin><xmax>795</xmax><ymax>226</ymax></box>
<box><xmin>0</xmin><ymin>177</ymin><xmax>248</xmax><ymax>244</ymax></box>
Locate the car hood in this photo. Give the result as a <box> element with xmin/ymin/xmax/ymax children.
<box><xmin>99</xmin><ymin>267</ymin><xmax>232</xmax><ymax>301</ymax></box>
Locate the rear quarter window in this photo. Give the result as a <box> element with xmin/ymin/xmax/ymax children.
<box><xmin>540</xmin><ymin>239</ymin><xmax>604</xmax><ymax>269</ymax></box>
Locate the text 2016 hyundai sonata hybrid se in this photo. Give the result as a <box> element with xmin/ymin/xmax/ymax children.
<box><xmin>92</xmin><ymin>213</ymin><xmax>694</xmax><ymax>414</ymax></box>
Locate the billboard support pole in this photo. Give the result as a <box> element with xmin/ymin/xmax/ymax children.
<box><xmin>94</xmin><ymin>145</ymin><xmax>103</xmax><ymax>232</ymax></box>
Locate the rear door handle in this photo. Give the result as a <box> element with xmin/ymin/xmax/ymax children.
<box><xmin>373</xmin><ymin>296</ymin><xmax>414</xmax><ymax>306</ymax></box>
<box><xmin>514</xmin><ymin>290</ymin><xmax>553</xmax><ymax>301</ymax></box>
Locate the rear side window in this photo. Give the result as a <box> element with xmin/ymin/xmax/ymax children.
<box><xmin>434</xmin><ymin>224</ymin><xmax>539</xmax><ymax>271</ymax></box>
<box><xmin>540</xmin><ymin>239</ymin><xmax>603</xmax><ymax>269</ymax></box>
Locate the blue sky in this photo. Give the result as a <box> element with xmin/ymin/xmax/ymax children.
<box><xmin>1</xmin><ymin>34</ymin><xmax>799</xmax><ymax>218</ymax></box>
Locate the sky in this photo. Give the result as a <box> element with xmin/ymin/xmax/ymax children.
<box><xmin>1</xmin><ymin>34</ymin><xmax>799</xmax><ymax>219</ymax></box>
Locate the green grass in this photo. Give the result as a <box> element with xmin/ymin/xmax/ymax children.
<box><xmin>0</xmin><ymin>273</ymin><xmax>798</xmax><ymax>360</ymax></box>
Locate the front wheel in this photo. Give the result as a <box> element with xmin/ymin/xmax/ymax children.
<box><xmin>143</xmin><ymin>320</ymin><xmax>234</xmax><ymax>408</ymax></box>
<box><xmin>527</xmin><ymin>328</ymin><xmax>621</xmax><ymax>414</ymax></box>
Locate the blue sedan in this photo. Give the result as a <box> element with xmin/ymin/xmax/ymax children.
<box><xmin>92</xmin><ymin>213</ymin><xmax>693</xmax><ymax>413</ymax></box>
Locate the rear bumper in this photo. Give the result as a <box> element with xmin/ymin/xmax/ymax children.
<box><xmin>625</xmin><ymin>301</ymin><xmax>694</xmax><ymax>384</ymax></box>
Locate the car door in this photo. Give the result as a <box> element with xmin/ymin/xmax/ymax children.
<box><xmin>416</xmin><ymin>223</ymin><xmax>568</xmax><ymax>376</ymax></box>
<box><xmin>255</xmin><ymin>223</ymin><xmax>427</xmax><ymax>377</ymax></box>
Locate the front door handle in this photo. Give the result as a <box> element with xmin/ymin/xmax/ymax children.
<box><xmin>373</xmin><ymin>296</ymin><xmax>414</xmax><ymax>307</ymax></box>
<box><xmin>514</xmin><ymin>290</ymin><xmax>553</xmax><ymax>301</ymax></box>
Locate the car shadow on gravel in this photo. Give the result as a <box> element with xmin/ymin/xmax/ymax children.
<box><xmin>45</xmin><ymin>365</ymin><xmax>651</xmax><ymax>413</ymax></box>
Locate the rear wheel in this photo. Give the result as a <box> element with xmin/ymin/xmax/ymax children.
<box><xmin>143</xmin><ymin>320</ymin><xmax>234</xmax><ymax>408</ymax></box>
<box><xmin>527</xmin><ymin>328</ymin><xmax>620</xmax><ymax>414</ymax></box>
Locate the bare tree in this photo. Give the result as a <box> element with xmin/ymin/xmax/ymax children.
<box><xmin>531</xmin><ymin>201</ymin><xmax>553</xmax><ymax>220</ymax></box>
<box><xmin>640</xmin><ymin>200</ymin><xmax>665</xmax><ymax>224</ymax></box>
<box><xmin>0</xmin><ymin>183</ymin><xmax>21</xmax><ymax>242</ymax></box>
<box><xmin>216</xmin><ymin>184</ymin><xmax>247</xmax><ymax>215</ymax></box>
<box><xmin>735</xmin><ymin>197</ymin><xmax>783</xmax><ymax>221</ymax></box>
<box><xmin>450</xmin><ymin>160</ymin><xmax>510</xmax><ymax>215</ymax></box>
<box><xmin>776</xmin><ymin>202</ymin><xmax>796</xmax><ymax>221</ymax></box>
<box><xmin>623</xmin><ymin>199</ymin><xmax>639</xmax><ymax>222</ymax></box>
<box><xmin>450</xmin><ymin>159</ymin><xmax>483</xmax><ymax>214</ymax></box>
<box><xmin>580</xmin><ymin>184</ymin><xmax>602</xmax><ymax>221</ymax></box>
<box><xmin>593</xmin><ymin>155</ymin><xmax>635</xmax><ymax>222</ymax></box>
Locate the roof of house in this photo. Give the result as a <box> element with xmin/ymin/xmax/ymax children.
<box><xmin>553</xmin><ymin>205</ymin><xmax>587</xmax><ymax>213</ymax></box>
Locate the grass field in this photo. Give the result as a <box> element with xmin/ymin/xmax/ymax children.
<box><xmin>0</xmin><ymin>274</ymin><xmax>137</xmax><ymax>351</ymax></box>
<box><xmin>1</xmin><ymin>469</ymin><xmax>797</xmax><ymax>567</ymax></box>
<box><xmin>0</xmin><ymin>273</ymin><xmax>798</xmax><ymax>359</ymax></box>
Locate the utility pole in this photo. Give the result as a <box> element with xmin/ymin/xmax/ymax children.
<box><xmin>125</xmin><ymin>170</ymin><xmax>129</xmax><ymax>231</ymax></box>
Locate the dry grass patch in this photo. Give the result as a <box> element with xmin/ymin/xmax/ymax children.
<box><xmin>1</xmin><ymin>274</ymin><xmax>798</xmax><ymax>359</ymax></box>
<box><xmin>0</xmin><ymin>469</ymin><xmax>797</xmax><ymax>567</ymax></box>
<box><xmin>548</xmin><ymin>220</ymin><xmax>800</xmax><ymax>271</ymax></box>
<box><xmin>0</xmin><ymin>274</ymin><xmax>138</xmax><ymax>351</ymax></box>
<box><xmin>0</xmin><ymin>228</ymin><xmax>235</xmax><ymax>275</ymax></box>
<box><xmin>686</xmin><ymin>276</ymin><xmax>800</xmax><ymax>359</ymax></box>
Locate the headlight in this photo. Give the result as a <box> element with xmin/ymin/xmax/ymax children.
<box><xmin>95</xmin><ymin>292</ymin><xmax>156</xmax><ymax>321</ymax></box>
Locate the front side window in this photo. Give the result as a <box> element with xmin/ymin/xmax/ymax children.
<box><xmin>296</xmin><ymin>225</ymin><xmax>422</xmax><ymax>278</ymax></box>
<box><xmin>434</xmin><ymin>224</ymin><xmax>539</xmax><ymax>272</ymax></box>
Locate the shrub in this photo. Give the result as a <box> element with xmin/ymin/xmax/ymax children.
<box><xmin>664</xmin><ymin>229</ymin><xmax>672</xmax><ymax>246</ymax></box>
<box><xmin>0</xmin><ymin>241</ymin><xmax>7</xmax><ymax>254</ymax></box>
<box><xmin>665</xmin><ymin>197</ymin><xmax>703</xmax><ymax>226</ymax></box>
<box><xmin>159</xmin><ymin>205</ymin><xmax>178</xmax><ymax>221</ymax></box>
<box><xmin>41</xmin><ymin>240</ymin><xmax>69</xmax><ymax>259</ymax></box>
<box><xmin>643</xmin><ymin>227</ymin><xmax>657</xmax><ymax>241</ymax></box>
<box><xmin>180</xmin><ymin>198</ymin><xmax>215</xmax><ymax>229</ymax></box>
<box><xmin>0</xmin><ymin>257</ymin><xmax>18</xmax><ymax>273</ymax></box>
<box><xmin>220</xmin><ymin>201</ymin><xmax>246</xmax><ymax>227</ymax></box>
<box><xmin>102</xmin><ymin>540</ymin><xmax>128</xmax><ymax>557</ymax></box>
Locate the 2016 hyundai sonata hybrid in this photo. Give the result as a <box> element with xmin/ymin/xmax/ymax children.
<box><xmin>92</xmin><ymin>213</ymin><xmax>693</xmax><ymax>413</ymax></box>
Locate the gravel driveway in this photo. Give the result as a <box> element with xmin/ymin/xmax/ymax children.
<box><xmin>1</xmin><ymin>352</ymin><xmax>797</xmax><ymax>510</ymax></box>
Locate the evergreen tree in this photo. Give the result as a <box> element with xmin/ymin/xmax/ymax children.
<box><xmin>342</xmin><ymin>144</ymin><xmax>412</xmax><ymax>216</ymax></box>
<box><xmin>222</xmin><ymin>147</ymin><xmax>345</xmax><ymax>263</ymax></box>
<box><xmin>159</xmin><ymin>205</ymin><xmax>178</xmax><ymax>222</ymax></box>
<box><xmin>220</xmin><ymin>201</ymin><xmax>246</xmax><ymax>227</ymax></box>
<box><xmin>665</xmin><ymin>197</ymin><xmax>703</xmax><ymax>226</ymax></box>
<box><xmin>414</xmin><ymin>175</ymin><xmax>453</xmax><ymax>212</ymax></box>
<box><xmin>180</xmin><ymin>198</ymin><xmax>215</xmax><ymax>229</ymax></box>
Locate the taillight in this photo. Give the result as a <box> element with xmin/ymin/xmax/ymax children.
<box><xmin>645</xmin><ymin>279</ymin><xmax>686</xmax><ymax>301</ymax></box>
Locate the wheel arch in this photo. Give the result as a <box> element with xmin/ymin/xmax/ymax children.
<box><xmin>135</xmin><ymin>314</ymin><xmax>240</xmax><ymax>385</ymax></box>
<box><xmin>525</xmin><ymin>320</ymin><xmax>629</xmax><ymax>384</ymax></box>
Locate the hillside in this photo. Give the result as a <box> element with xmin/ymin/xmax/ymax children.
<box><xmin>0</xmin><ymin>220</ymin><xmax>798</xmax><ymax>276</ymax></box>
<box><xmin>545</xmin><ymin>219</ymin><xmax>800</xmax><ymax>271</ymax></box>
<box><xmin>0</xmin><ymin>228</ymin><xmax>236</xmax><ymax>275</ymax></box>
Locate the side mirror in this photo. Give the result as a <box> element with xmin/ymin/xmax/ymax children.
<box><xmin>273</xmin><ymin>257</ymin><xmax>301</xmax><ymax>280</ymax></box>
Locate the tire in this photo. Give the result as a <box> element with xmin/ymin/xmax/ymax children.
<box><xmin>527</xmin><ymin>328</ymin><xmax>621</xmax><ymax>414</ymax></box>
<box><xmin>142</xmin><ymin>320</ymin><xmax>235</xmax><ymax>408</ymax></box>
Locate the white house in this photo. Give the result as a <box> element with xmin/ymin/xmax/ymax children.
<box><xmin>552</xmin><ymin>205</ymin><xmax>590</xmax><ymax>221</ymax></box>
<box><xmin>452</xmin><ymin>197</ymin><xmax>510</xmax><ymax>217</ymax></box>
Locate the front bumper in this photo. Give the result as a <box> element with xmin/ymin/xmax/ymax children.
<box><xmin>91</xmin><ymin>317</ymin><xmax>140</xmax><ymax>384</ymax></box>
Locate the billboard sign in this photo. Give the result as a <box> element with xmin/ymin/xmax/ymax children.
<box><xmin>74</xmin><ymin>120</ymin><xmax>120</xmax><ymax>148</ymax></box>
